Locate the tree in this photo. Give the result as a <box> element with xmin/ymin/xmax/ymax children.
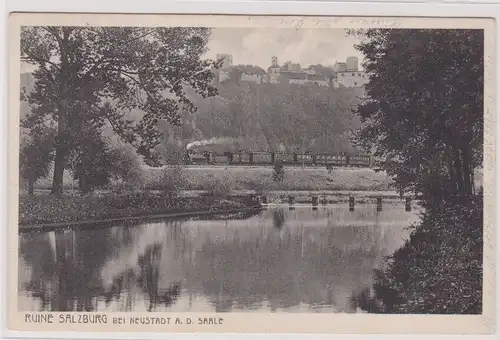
<box><xmin>21</xmin><ymin>27</ymin><xmax>221</xmax><ymax>196</ymax></box>
<box><xmin>159</xmin><ymin>164</ymin><xmax>188</xmax><ymax>197</ymax></box>
<box><xmin>72</xmin><ymin>131</ymin><xmax>113</xmax><ymax>195</ymax></box>
<box><xmin>19</xmin><ymin>128</ymin><xmax>55</xmax><ymax>195</ymax></box>
<box><xmin>273</xmin><ymin>160</ymin><xmax>285</xmax><ymax>182</ymax></box>
<box><xmin>351</xmin><ymin>29</ymin><xmax>483</xmax><ymax>207</ymax></box>
<box><xmin>107</xmin><ymin>145</ymin><xmax>143</xmax><ymax>192</ymax></box>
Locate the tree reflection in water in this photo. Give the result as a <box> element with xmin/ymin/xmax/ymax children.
<box><xmin>19</xmin><ymin>226</ymin><xmax>181</xmax><ymax>312</ymax></box>
<box><xmin>19</xmin><ymin>207</ymin><xmax>411</xmax><ymax>312</ymax></box>
<box><xmin>19</xmin><ymin>228</ymin><xmax>120</xmax><ymax>311</ymax></box>
<box><xmin>272</xmin><ymin>209</ymin><xmax>286</xmax><ymax>229</ymax></box>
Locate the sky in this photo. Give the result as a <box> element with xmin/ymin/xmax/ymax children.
<box><xmin>205</xmin><ymin>27</ymin><xmax>364</xmax><ymax>69</ymax></box>
<box><xmin>21</xmin><ymin>27</ymin><xmax>364</xmax><ymax>73</ymax></box>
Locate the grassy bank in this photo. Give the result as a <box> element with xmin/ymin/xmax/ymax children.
<box><xmin>19</xmin><ymin>193</ymin><xmax>258</xmax><ymax>227</ymax></box>
<box><xmin>352</xmin><ymin>194</ymin><xmax>483</xmax><ymax>314</ymax></box>
<box><xmin>34</xmin><ymin>166</ymin><xmax>396</xmax><ymax>192</ymax></box>
<box><xmin>143</xmin><ymin>166</ymin><xmax>395</xmax><ymax>192</ymax></box>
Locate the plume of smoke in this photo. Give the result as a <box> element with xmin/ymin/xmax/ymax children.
<box><xmin>186</xmin><ymin>137</ymin><xmax>235</xmax><ymax>150</ymax></box>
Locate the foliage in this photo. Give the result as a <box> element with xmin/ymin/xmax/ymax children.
<box><xmin>351</xmin><ymin>29</ymin><xmax>483</xmax><ymax>207</ymax></box>
<box><xmin>204</xmin><ymin>174</ymin><xmax>235</xmax><ymax>198</ymax></box>
<box><xmin>21</xmin><ymin>26</ymin><xmax>220</xmax><ymax>195</ymax></box>
<box><xmin>158</xmin><ymin>164</ymin><xmax>188</xmax><ymax>197</ymax></box>
<box><xmin>357</xmin><ymin>194</ymin><xmax>483</xmax><ymax>314</ymax></box>
<box><xmin>71</xmin><ymin>132</ymin><xmax>114</xmax><ymax>194</ymax></box>
<box><xmin>194</xmin><ymin>81</ymin><xmax>364</xmax><ymax>154</ymax></box>
<box><xmin>224</xmin><ymin>64</ymin><xmax>267</xmax><ymax>83</ymax></box>
<box><xmin>306</xmin><ymin>64</ymin><xmax>335</xmax><ymax>78</ymax></box>
<box><xmin>19</xmin><ymin>127</ymin><xmax>56</xmax><ymax>195</ymax></box>
<box><xmin>273</xmin><ymin>160</ymin><xmax>285</xmax><ymax>182</ymax></box>
<box><xmin>19</xmin><ymin>193</ymin><xmax>250</xmax><ymax>226</ymax></box>
<box><xmin>107</xmin><ymin>145</ymin><xmax>144</xmax><ymax>192</ymax></box>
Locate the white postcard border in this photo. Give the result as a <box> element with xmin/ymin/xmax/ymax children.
<box><xmin>3</xmin><ymin>2</ymin><xmax>498</xmax><ymax>338</ymax></box>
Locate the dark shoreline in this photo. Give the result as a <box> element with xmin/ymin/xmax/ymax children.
<box><xmin>18</xmin><ymin>205</ymin><xmax>263</xmax><ymax>233</ymax></box>
<box><xmin>18</xmin><ymin>193</ymin><xmax>261</xmax><ymax>232</ymax></box>
<box><xmin>18</xmin><ymin>190</ymin><xmax>419</xmax><ymax>233</ymax></box>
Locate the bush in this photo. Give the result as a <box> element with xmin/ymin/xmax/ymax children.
<box><xmin>365</xmin><ymin>194</ymin><xmax>483</xmax><ymax>314</ymax></box>
<box><xmin>19</xmin><ymin>128</ymin><xmax>55</xmax><ymax>195</ymax></box>
<box><xmin>108</xmin><ymin>146</ymin><xmax>144</xmax><ymax>192</ymax></box>
<box><xmin>205</xmin><ymin>175</ymin><xmax>235</xmax><ymax>198</ymax></box>
<box><xmin>273</xmin><ymin>160</ymin><xmax>285</xmax><ymax>182</ymax></box>
<box><xmin>246</xmin><ymin>173</ymin><xmax>274</xmax><ymax>194</ymax></box>
<box><xmin>159</xmin><ymin>165</ymin><xmax>187</xmax><ymax>197</ymax></box>
<box><xmin>71</xmin><ymin>132</ymin><xmax>119</xmax><ymax>195</ymax></box>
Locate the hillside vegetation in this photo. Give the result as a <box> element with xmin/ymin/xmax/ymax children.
<box><xmin>21</xmin><ymin>72</ymin><xmax>366</xmax><ymax>166</ymax></box>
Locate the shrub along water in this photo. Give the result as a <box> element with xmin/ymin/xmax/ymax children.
<box><xmin>19</xmin><ymin>192</ymin><xmax>258</xmax><ymax>227</ymax></box>
<box><xmin>351</xmin><ymin>193</ymin><xmax>483</xmax><ymax>314</ymax></box>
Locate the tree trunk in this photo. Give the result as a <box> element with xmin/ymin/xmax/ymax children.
<box><xmin>447</xmin><ymin>158</ymin><xmax>457</xmax><ymax>194</ymax></box>
<box><xmin>50</xmin><ymin>96</ymin><xmax>68</xmax><ymax>197</ymax></box>
<box><xmin>28</xmin><ymin>179</ymin><xmax>34</xmax><ymax>196</ymax></box>
<box><xmin>50</xmin><ymin>30</ymin><xmax>70</xmax><ymax>197</ymax></box>
<box><xmin>453</xmin><ymin>149</ymin><xmax>464</xmax><ymax>194</ymax></box>
<box><xmin>51</xmin><ymin>146</ymin><xmax>66</xmax><ymax>197</ymax></box>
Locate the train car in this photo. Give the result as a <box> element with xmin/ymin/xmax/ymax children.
<box><xmin>207</xmin><ymin>152</ymin><xmax>215</xmax><ymax>164</ymax></box>
<box><xmin>214</xmin><ymin>153</ymin><xmax>230</xmax><ymax>164</ymax></box>
<box><xmin>251</xmin><ymin>152</ymin><xmax>273</xmax><ymax>165</ymax></box>
<box><xmin>347</xmin><ymin>155</ymin><xmax>372</xmax><ymax>167</ymax></box>
<box><xmin>230</xmin><ymin>152</ymin><xmax>241</xmax><ymax>164</ymax></box>
<box><xmin>296</xmin><ymin>153</ymin><xmax>314</xmax><ymax>165</ymax></box>
<box><xmin>273</xmin><ymin>152</ymin><xmax>295</xmax><ymax>164</ymax></box>
<box><xmin>187</xmin><ymin>147</ymin><xmax>372</xmax><ymax>168</ymax></box>
<box><xmin>315</xmin><ymin>154</ymin><xmax>347</xmax><ymax>166</ymax></box>
<box><xmin>239</xmin><ymin>151</ymin><xmax>252</xmax><ymax>164</ymax></box>
<box><xmin>187</xmin><ymin>150</ymin><xmax>210</xmax><ymax>165</ymax></box>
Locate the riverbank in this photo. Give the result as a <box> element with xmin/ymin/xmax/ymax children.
<box><xmin>19</xmin><ymin>193</ymin><xmax>259</xmax><ymax>228</ymax></box>
<box><xmin>353</xmin><ymin>194</ymin><xmax>483</xmax><ymax>314</ymax></box>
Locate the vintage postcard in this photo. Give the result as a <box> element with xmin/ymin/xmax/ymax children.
<box><xmin>6</xmin><ymin>12</ymin><xmax>496</xmax><ymax>335</ymax></box>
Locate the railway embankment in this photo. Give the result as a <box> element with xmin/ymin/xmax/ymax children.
<box><xmin>142</xmin><ymin>166</ymin><xmax>395</xmax><ymax>192</ymax></box>
<box><xmin>34</xmin><ymin>166</ymin><xmax>396</xmax><ymax>193</ymax></box>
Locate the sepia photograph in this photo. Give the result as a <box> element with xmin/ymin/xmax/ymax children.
<box><xmin>6</xmin><ymin>12</ymin><xmax>495</xmax><ymax>334</ymax></box>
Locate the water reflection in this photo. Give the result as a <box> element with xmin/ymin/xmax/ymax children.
<box><xmin>19</xmin><ymin>205</ymin><xmax>419</xmax><ymax>312</ymax></box>
<box><xmin>272</xmin><ymin>209</ymin><xmax>286</xmax><ymax>229</ymax></box>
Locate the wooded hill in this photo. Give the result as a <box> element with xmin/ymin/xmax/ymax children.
<box><xmin>20</xmin><ymin>72</ymin><xmax>365</xmax><ymax>164</ymax></box>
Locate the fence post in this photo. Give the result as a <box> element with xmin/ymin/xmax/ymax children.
<box><xmin>349</xmin><ymin>196</ymin><xmax>355</xmax><ymax>212</ymax></box>
<box><xmin>312</xmin><ymin>196</ymin><xmax>319</xmax><ymax>207</ymax></box>
<box><xmin>377</xmin><ymin>197</ymin><xmax>383</xmax><ymax>212</ymax></box>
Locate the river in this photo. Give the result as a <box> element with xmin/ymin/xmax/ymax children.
<box><xmin>18</xmin><ymin>203</ymin><xmax>420</xmax><ymax>313</ymax></box>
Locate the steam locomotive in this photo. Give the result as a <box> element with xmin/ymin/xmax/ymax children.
<box><xmin>185</xmin><ymin>150</ymin><xmax>372</xmax><ymax>168</ymax></box>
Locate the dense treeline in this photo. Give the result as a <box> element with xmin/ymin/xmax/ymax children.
<box><xmin>353</xmin><ymin>29</ymin><xmax>483</xmax><ymax>209</ymax></box>
<box><xmin>350</xmin><ymin>29</ymin><xmax>484</xmax><ymax>314</ymax></box>
<box><xmin>158</xmin><ymin>80</ymin><xmax>365</xmax><ymax>162</ymax></box>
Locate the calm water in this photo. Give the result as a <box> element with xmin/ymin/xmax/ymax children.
<box><xmin>18</xmin><ymin>204</ymin><xmax>420</xmax><ymax>313</ymax></box>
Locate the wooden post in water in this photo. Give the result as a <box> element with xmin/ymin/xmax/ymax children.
<box><xmin>377</xmin><ymin>197</ymin><xmax>383</xmax><ymax>212</ymax></box>
<box><xmin>349</xmin><ymin>196</ymin><xmax>355</xmax><ymax>212</ymax></box>
<box><xmin>289</xmin><ymin>196</ymin><xmax>295</xmax><ymax>210</ymax></box>
<box><xmin>405</xmin><ymin>197</ymin><xmax>412</xmax><ymax>212</ymax></box>
<box><xmin>312</xmin><ymin>196</ymin><xmax>319</xmax><ymax>207</ymax></box>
